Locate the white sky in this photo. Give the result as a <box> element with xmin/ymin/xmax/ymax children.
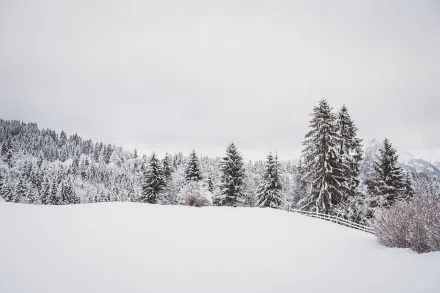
<box><xmin>1</xmin><ymin>0</ymin><xmax>439</xmax><ymax>161</ymax></box>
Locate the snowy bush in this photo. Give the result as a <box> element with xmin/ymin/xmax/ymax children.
<box><xmin>374</xmin><ymin>196</ymin><xmax>440</xmax><ymax>253</ymax></box>
<box><xmin>178</xmin><ymin>181</ymin><xmax>212</xmax><ymax>207</ymax></box>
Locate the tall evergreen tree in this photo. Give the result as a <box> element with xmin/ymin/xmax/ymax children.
<box><xmin>26</xmin><ymin>187</ymin><xmax>38</xmax><ymax>204</ymax></box>
<box><xmin>59</xmin><ymin>179</ymin><xmax>79</xmax><ymax>204</ymax></box>
<box><xmin>40</xmin><ymin>177</ymin><xmax>51</xmax><ymax>205</ymax></box>
<box><xmin>367</xmin><ymin>138</ymin><xmax>405</xmax><ymax>208</ymax></box>
<box><xmin>162</xmin><ymin>153</ymin><xmax>173</xmax><ymax>183</ymax></box>
<box><xmin>292</xmin><ymin>160</ymin><xmax>309</xmax><ymax>209</ymax></box>
<box><xmin>160</xmin><ymin>153</ymin><xmax>176</xmax><ymax>205</ymax></box>
<box><xmin>1</xmin><ymin>184</ymin><xmax>13</xmax><ymax>202</ymax></box>
<box><xmin>216</xmin><ymin>143</ymin><xmax>246</xmax><ymax>207</ymax></box>
<box><xmin>15</xmin><ymin>175</ymin><xmax>28</xmax><ymax>203</ymax></box>
<box><xmin>184</xmin><ymin>150</ymin><xmax>202</xmax><ymax>183</ymax></box>
<box><xmin>333</xmin><ymin>106</ymin><xmax>365</xmax><ymax>219</ymax></box>
<box><xmin>48</xmin><ymin>180</ymin><xmax>61</xmax><ymax>205</ymax></box>
<box><xmin>299</xmin><ymin>99</ymin><xmax>346</xmax><ymax>214</ymax></box>
<box><xmin>0</xmin><ymin>169</ymin><xmax>4</xmax><ymax>197</ymax></box>
<box><xmin>140</xmin><ymin>153</ymin><xmax>165</xmax><ymax>204</ymax></box>
<box><xmin>103</xmin><ymin>143</ymin><xmax>113</xmax><ymax>164</ymax></box>
<box><xmin>257</xmin><ymin>153</ymin><xmax>284</xmax><ymax>209</ymax></box>
<box><xmin>206</xmin><ymin>176</ymin><xmax>214</xmax><ymax>194</ymax></box>
<box><xmin>337</xmin><ymin>105</ymin><xmax>363</xmax><ymax>192</ymax></box>
<box><xmin>1</xmin><ymin>138</ymin><xmax>14</xmax><ymax>168</ymax></box>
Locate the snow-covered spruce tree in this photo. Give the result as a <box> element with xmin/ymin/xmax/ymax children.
<box><xmin>206</xmin><ymin>176</ymin><xmax>214</xmax><ymax>193</ymax></box>
<box><xmin>60</xmin><ymin>179</ymin><xmax>80</xmax><ymax>204</ymax></box>
<box><xmin>48</xmin><ymin>179</ymin><xmax>61</xmax><ymax>205</ymax></box>
<box><xmin>337</xmin><ymin>105</ymin><xmax>363</xmax><ymax>193</ymax></box>
<box><xmin>140</xmin><ymin>153</ymin><xmax>165</xmax><ymax>204</ymax></box>
<box><xmin>298</xmin><ymin>99</ymin><xmax>346</xmax><ymax>214</ymax></box>
<box><xmin>160</xmin><ymin>153</ymin><xmax>176</xmax><ymax>205</ymax></box>
<box><xmin>0</xmin><ymin>169</ymin><xmax>12</xmax><ymax>201</ymax></box>
<box><xmin>1</xmin><ymin>183</ymin><xmax>13</xmax><ymax>202</ymax></box>
<box><xmin>26</xmin><ymin>187</ymin><xmax>38</xmax><ymax>204</ymax></box>
<box><xmin>40</xmin><ymin>177</ymin><xmax>51</xmax><ymax>205</ymax></box>
<box><xmin>14</xmin><ymin>175</ymin><xmax>28</xmax><ymax>203</ymax></box>
<box><xmin>184</xmin><ymin>150</ymin><xmax>202</xmax><ymax>183</ymax></box>
<box><xmin>214</xmin><ymin>143</ymin><xmax>246</xmax><ymax>207</ymax></box>
<box><xmin>291</xmin><ymin>160</ymin><xmax>309</xmax><ymax>209</ymax></box>
<box><xmin>0</xmin><ymin>169</ymin><xmax>4</xmax><ymax>197</ymax></box>
<box><xmin>257</xmin><ymin>153</ymin><xmax>284</xmax><ymax>209</ymax></box>
<box><xmin>367</xmin><ymin>138</ymin><xmax>406</xmax><ymax>209</ymax></box>
<box><xmin>1</xmin><ymin>138</ymin><xmax>14</xmax><ymax>168</ymax></box>
<box><xmin>162</xmin><ymin>153</ymin><xmax>173</xmax><ymax>183</ymax></box>
<box><xmin>333</xmin><ymin>105</ymin><xmax>364</xmax><ymax>219</ymax></box>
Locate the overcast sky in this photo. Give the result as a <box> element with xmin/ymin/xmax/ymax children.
<box><xmin>0</xmin><ymin>0</ymin><xmax>439</xmax><ymax>161</ymax></box>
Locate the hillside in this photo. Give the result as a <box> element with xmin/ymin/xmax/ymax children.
<box><xmin>0</xmin><ymin>202</ymin><xmax>439</xmax><ymax>293</ymax></box>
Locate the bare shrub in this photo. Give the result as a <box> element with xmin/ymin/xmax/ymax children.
<box><xmin>184</xmin><ymin>192</ymin><xmax>210</xmax><ymax>207</ymax></box>
<box><xmin>374</xmin><ymin>196</ymin><xmax>440</xmax><ymax>253</ymax></box>
<box><xmin>179</xmin><ymin>181</ymin><xmax>212</xmax><ymax>207</ymax></box>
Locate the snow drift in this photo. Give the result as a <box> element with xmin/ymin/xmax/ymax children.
<box><xmin>0</xmin><ymin>202</ymin><xmax>439</xmax><ymax>293</ymax></box>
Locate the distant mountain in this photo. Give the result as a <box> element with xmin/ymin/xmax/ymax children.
<box><xmin>398</xmin><ymin>153</ymin><xmax>440</xmax><ymax>178</ymax></box>
<box><xmin>360</xmin><ymin>140</ymin><xmax>440</xmax><ymax>179</ymax></box>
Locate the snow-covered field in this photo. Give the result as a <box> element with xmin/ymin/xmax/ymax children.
<box><xmin>0</xmin><ymin>203</ymin><xmax>439</xmax><ymax>293</ymax></box>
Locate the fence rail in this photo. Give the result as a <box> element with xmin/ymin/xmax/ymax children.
<box><xmin>288</xmin><ymin>208</ymin><xmax>375</xmax><ymax>234</ymax></box>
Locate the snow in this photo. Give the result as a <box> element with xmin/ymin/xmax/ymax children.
<box><xmin>0</xmin><ymin>203</ymin><xmax>439</xmax><ymax>293</ymax></box>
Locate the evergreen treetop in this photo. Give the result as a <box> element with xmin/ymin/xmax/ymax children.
<box><xmin>299</xmin><ymin>99</ymin><xmax>346</xmax><ymax>214</ymax></box>
<box><xmin>184</xmin><ymin>150</ymin><xmax>202</xmax><ymax>183</ymax></box>
<box><xmin>257</xmin><ymin>153</ymin><xmax>284</xmax><ymax>209</ymax></box>
<box><xmin>217</xmin><ymin>143</ymin><xmax>246</xmax><ymax>207</ymax></box>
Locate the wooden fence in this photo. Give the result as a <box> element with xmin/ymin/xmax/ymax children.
<box><xmin>288</xmin><ymin>208</ymin><xmax>375</xmax><ymax>234</ymax></box>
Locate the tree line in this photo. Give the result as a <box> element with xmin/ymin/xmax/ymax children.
<box><xmin>0</xmin><ymin>100</ymin><xmax>438</xmax><ymax>226</ymax></box>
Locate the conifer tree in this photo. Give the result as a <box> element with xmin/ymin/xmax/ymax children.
<box><xmin>59</xmin><ymin>180</ymin><xmax>79</xmax><ymax>204</ymax></box>
<box><xmin>0</xmin><ymin>169</ymin><xmax>3</xmax><ymax>197</ymax></box>
<box><xmin>140</xmin><ymin>152</ymin><xmax>165</xmax><ymax>204</ymax></box>
<box><xmin>15</xmin><ymin>175</ymin><xmax>28</xmax><ymax>203</ymax></box>
<box><xmin>162</xmin><ymin>153</ymin><xmax>173</xmax><ymax>183</ymax></box>
<box><xmin>40</xmin><ymin>178</ymin><xmax>51</xmax><ymax>205</ymax></box>
<box><xmin>1</xmin><ymin>138</ymin><xmax>12</xmax><ymax>157</ymax></box>
<box><xmin>299</xmin><ymin>99</ymin><xmax>346</xmax><ymax>214</ymax></box>
<box><xmin>1</xmin><ymin>139</ymin><xmax>14</xmax><ymax>168</ymax></box>
<box><xmin>257</xmin><ymin>153</ymin><xmax>284</xmax><ymax>209</ymax></box>
<box><xmin>367</xmin><ymin>138</ymin><xmax>405</xmax><ymax>208</ymax></box>
<box><xmin>292</xmin><ymin>160</ymin><xmax>309</xmax><ymax>209</ymax></box>
<box><xmin>0</xmin><ymin>170</ymin><xmax>11</xmax><ymax>201</ymax></box>
<box><xmin>332</xmin><ymin>106</ymin><xmax>365</xmax><ymax>219</ymax></box>
<box><xmin>206</xmin><ymin>176</ymin><xmax>214</xmax><ymax>194</ymax></box>
<box><xmin>216</xmin><ymin>143</ymin><xmax>246</xmax><ymax>207</ymax></box>
<box><xmin>159</xmin><ymin>163</ymin><xmax>174</xmax><ymax>204</ymax></box>
<box><xmin>1</xmin><ymin>184</ymin><xmax>13</xmax><ymax>202</ymax></box>
<box><xmin>103</xmin><ymin>143</ymin><xmax>113</xmax><ymax>164</ymax></box>
<box><xmin>48</xmin><ymin>180</ymin><xmax>61</xmax><ymax>205</ymax></box>
<box><xmin>26</xmin><ymin>187</ymin><xmax>38</xmax><ymax>204</ymax></box>
<box><xmin>337</xmin><ymin>105</ymin><xmax>363</xmax><ymax>193</ymax></box>
<box><xmin>184</xmin><ymin>150</ymin><xmax>202</xmax><ymax>183</ymax></box>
